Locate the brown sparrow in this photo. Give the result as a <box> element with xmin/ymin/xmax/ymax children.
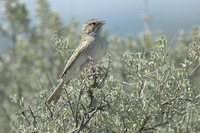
<box><xmin>47</xmin><ymin>19</ymin><xmax>108</xmax><ymax>105</ymax></box>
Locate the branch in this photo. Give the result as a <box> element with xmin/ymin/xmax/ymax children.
<box><xmin>87</xmin><ymin>88</ymin><xmax>94</xmax><ymax>108</ymax></box>
<box><xmin>69</xmin><ymin>55</ymin><xmax>111</xmax><ymax>133</ymax></box>
<box><xmin>48</xmin><ymin>72</ymin><xmax>56</xmax><ymax>89</ymax></box>
<box><xmin>37</xmin><ymin>73</ymin><xmax>44</xmax><ymax>90</ymax></box>
<box><xmin>189</xmin><ymin>61</ymin><xmax>200</xmax><ymax>76</ymax></box>
<box><xmin>29</xmin><ymin>106</ymin><xmax>37</xmax><ymax>128</ymax></box>
<box><xmin>75</xmin><ymin>80</ymin><xmax>85</xmax><ymax>128</ymax></box>
<box><xmin>45</xmin><ymin>101</ymin><xmax>53</xmax><ymax>119</ymax></box>
<box><xmin>161</xmin><ymin>92</ymin><xmax>184</xmax><ymax>105</ymax></box>
<box><xmin>139</xmin><ymin>80</ymin><xmax>146</xmax><ymax>97</ymax></box>
<box><xmin>21</xmin><ymin>111</ymin><xmax>31</xmax><ymax>125</ymax></box>
<box><xmin>65</xmin><ymin>89</ymin><xmax>75</xmax><ymax>120</ymax></box>
<box><xmin>98</xmin><ymin>54</ymin><xmax>111</xmax><ymax>88</ymax></box>
<box><xmin>73</xmin><ymin>104</ymin><xmax>104</xmax><ymax>133</ymax></box>
<box><xmin>164</xmin><ymin>24</ymin><xmax>183</xmax><ymax>61</ymax></box>
<box><xmin>138</xmin><ymin>115</ymin><xmax>151</xmax><ymax>132</ymax></box>
<box><xmin>143</xmin><ymin>121</ymin><xmax>168</xmax><ymax>131</ymax></box>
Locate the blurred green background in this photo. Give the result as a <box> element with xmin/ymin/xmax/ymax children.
<box><xmin>0</xmin><ymin>0</ymin><xmax>199</xmax><ymax>132</ymax></box>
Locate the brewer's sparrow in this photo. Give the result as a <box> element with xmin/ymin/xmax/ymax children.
<box><xmin>47</xmin><ymin>19</ymin><xmax>108</xmax><ymax>105</ymax></box>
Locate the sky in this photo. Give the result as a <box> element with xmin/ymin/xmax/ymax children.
<box><xmin>22</xmin><ymin>0</ymin><xmax>200</xmax><ymax>37</ymax></box>
<box><xmin>0</xmin><ymin>0</ymin><xmax>200</xmax><ymax>50</ymax></box>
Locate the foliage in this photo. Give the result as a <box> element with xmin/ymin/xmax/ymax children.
<box><xmin>0</xmin><ymin>0</ymin><xmax>200</xmax><ymax>132</ymax></box>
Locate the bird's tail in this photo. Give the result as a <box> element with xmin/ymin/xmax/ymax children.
<box><xmin>47</xmin><ymin>80</ymin><xmax>68</xmax><ymax>105</ymax></box>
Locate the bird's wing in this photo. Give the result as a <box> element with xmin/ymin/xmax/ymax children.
<box><xmin>59</xmin><ymin>38</ymin><xmax>91</xmax><ymax>78</ymax></box>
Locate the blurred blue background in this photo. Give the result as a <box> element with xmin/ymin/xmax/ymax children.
<box><xmin>23</xmin><ymin>0</ymin><xmax>200</xmax><ymax>35</ymax></box>
<box><xmin>1</xmin><ymin>0</ymin><xmax>200</xmax><ymax>50</ymax></box>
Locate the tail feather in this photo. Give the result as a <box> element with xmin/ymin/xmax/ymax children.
<box><xmin>47</xmin><ymin>80</ymin><xmax>66</xmax><ymax>105</ymax></box>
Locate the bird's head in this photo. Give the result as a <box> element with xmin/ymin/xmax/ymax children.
<box><xmin>81</xmin><ymin>19</ymin><xmax>106</xmax><ymax>35</ymax></box>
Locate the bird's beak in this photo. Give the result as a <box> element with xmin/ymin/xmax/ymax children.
<box><xmin>99</xmin><ymin>20</ymin><xmax>106</xmax><ymax>25</ymax></box>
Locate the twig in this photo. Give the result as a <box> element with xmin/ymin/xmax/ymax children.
<box><xmin>60</xmin><ymin>100</ymin><xmax>69</xmax><ymax>110</ymax></box>
<box><xmin>75</xmin><ymin>80</ymin><xmax>85</xmax><ymax>127</ymax></box>
<box><xmin>161</xmin><ymin>92</ymin><xmax>184</xmax><ymax>105</ymax></box>
<box><xmin>29</xmin><ymin>105</ymin><xmax>37</xmax><ymax>128</ymax></box>
<box><xmin>138</xmin><ymin>115</ymin><xmax>151</xmax><ymax>132</ymax></box>
<box><xmin>73</xmin><ymin>104</ymin><xmax>102</xmax><ymax>133</ymax></box>
<box><xmin>186</xmin><ymin>109</ymin><xmax>191</xmax><ymax>132</ymax></box>
<box><xmin>45</xmin><ymin>101</ymin><xmax>53</xmax><ymax>119</ymax></box>
<box><xmin>37</xmin><ymin>73</ymin><xmax>44</xmax><ymax>90</ymax></box>
<box><xmin>139</xmin><ymin>80</ymin><xmax>146</xmax><ymax>97</ymax></box>
<box><xmin>65</xmin><ymin>89</ymin><xmax>75</xmax><ymax>120</ymax></box>
<box><xmin>91</xmin><ymin>68</ymin><xmax>98</xmax><ymax>88</ymax></box>
<box><xmin>164</xmin><ymin>24</ymin><xmax>183</xmax><ymax>61</ymax></box>
<box><xmin>48</xmin><ymin>72</ymin><xmax>55</xmax><ymax>89</ymax></box>
<box><xmin>21</xmin><ymin>111</ymin><xmax>31</xmax><ymax>125</ymax></box>
<box><xmin>81</xmin><ymin>104</ymin><xmax>86</xmax><ymax>111</ymax></box>
<box><xmin>189</xmin><ymin>62</ymin><xmax>200</xmax><ymax>76</ymax></box>
<box><xmin>98</xmin><ymin>54</ymin><xmax>111</xmax><ymax>88</ymax></box>
<box><xmin>122</xmin><ymin>116</ymin><xmax>127</xmax><ymax>132</ymax></box>
<box><xmin>87</xmin><ymin>88</ymin><xmax>94</xmax><ymax>108</ymax></box>
<box><xmin>143</xmin><ymin>121</ymin><xmax>168</xmax><ymax>131</ymax></box>
<box><xmin>69</xmin><ymin>55</ymin><xmax>111</xmax><ymax>133</ymax></box>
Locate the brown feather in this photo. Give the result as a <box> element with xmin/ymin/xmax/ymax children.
<box><xmin>47</xmin><ymin>19</ymin><xmax>107</xmax><ymax>105</ymax></box>
<box><xmin>59</xmin><ymin>38</ymin><xmax>90</xmax><ymax>78</ymax></box>
<box><xmin>47</xmin><ymin>80</ymin><xmax>65</xmax><ymax>105</ymax></box>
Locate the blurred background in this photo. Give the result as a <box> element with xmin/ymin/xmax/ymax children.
<box><xmin>1</xmin><ymin>0</ymin><xmax>200</xmax><ymax>51</ymax></box>
<box><xmin>23</xmin><ymin>0</ymin><xmax>200</xmax><ymax>34</ymax></box>
<box><xmin>0</xmin><ymin>0</ymin><xmax>200</xmax><ymax>132</ymax></box>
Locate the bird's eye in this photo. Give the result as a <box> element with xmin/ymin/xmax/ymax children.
<box><xmin>91</xmin><ymin>22</ymin><xmax>96</xmax><ymax>25</ymax></box>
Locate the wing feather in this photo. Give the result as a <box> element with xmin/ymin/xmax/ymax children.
<box><xmin>59</xmin><ymin>38</ymin><xmax>90</xmax><ymax>78</ymax></box>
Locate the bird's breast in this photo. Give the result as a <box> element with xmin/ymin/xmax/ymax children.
<box><xmin>88</xmin><ymin>38</ymin><xmax>107</xmax><ymax>62</ymax></box>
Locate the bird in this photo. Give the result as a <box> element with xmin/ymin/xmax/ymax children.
<box><xmin>47</xmin><ymin>19</ymin><xmax>108</xmax><ymax>105</ymax></box>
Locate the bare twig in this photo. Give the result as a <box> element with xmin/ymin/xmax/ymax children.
<box><xmin>91</xmin><ymin>68</ymin><xmax>98</xmax><ymax>88</ymax></box>
<box><xmin>143</xmin><ymin>121</ymin><xmax>168</xmax><ymax>131</ymax></box>
<box><xmin>122</xmin><ymin>116</ymin><xmax>127</xmax><ymax>132</ymax></box>
<box><xmin>48</xmin><ymin>72</ymin><xmax>55</xmax><ymax>89</ymax></box>
<box><xmin>65</xmin><ymin>89</ymin><xmax>75</xmax><ymax>120</ymax></box>
<box><xmin>45</xmin><ymin>101</ymin><xmax>53</xmax><ymax>119</ymax></box>
<box><xmin>98</xmin><ymin>54</ymin><xmax>111</xmax><ymax>88</ymax></box>
<box><xmin>81</xmin><ymin>104</ymin><xmax>86</xmax><ymax>111</ymax></box>
<box><xmin>29</xmin><ymin>106</ymin><xmax>37</xmax><ymax>128</ymax></box>
<box><xmin>161</xmin><ymin>92</ymin><xmax>184</xmax><ymax>105</ymax></box>
<box><xmin>73</xmin><ymin>104</ymin><xmax>104</xmax><ymax>133</ymax></box>
<box><xmin>67</xmin><ymin>55</ymin><xmax>111</xmax><ymax>133</ymax></box>
<box><xmin>75</xmin><ymin>80</ymin><xmax>85</xmax><ymax>128</ymax></box>
<box><xmin>139</xmin><ymin>80</ymin><xmax>146</xmax><ymax>97</ymax></box>
<box><xmin>164</xmin><ymin>24</ymin><xmax>183</xmax><ymax>61</ymax></box>
<box><xmin>21</xmin><ymin>111</ymin><xmax>31</xmax><ymax>125</ymax></box>
<box><xmin>138</xmin><ymin>115</ymin><xmax>151</xmax><ymax>132</ymax></box>
<box><xmin>37</xmin><ymin>73</ymin><xmax>44</xmax><ymax>90</ymax></box>
<box><xmin>189</xmin><ymin>62</ymin><xmax>200</xmax><ymax>76</ymax></box>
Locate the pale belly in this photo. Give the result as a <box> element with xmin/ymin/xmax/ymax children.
<box><xmin>63</xmin><ymin>37</ymin><xmax>108</xmax><ymax>82</ymax></box>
